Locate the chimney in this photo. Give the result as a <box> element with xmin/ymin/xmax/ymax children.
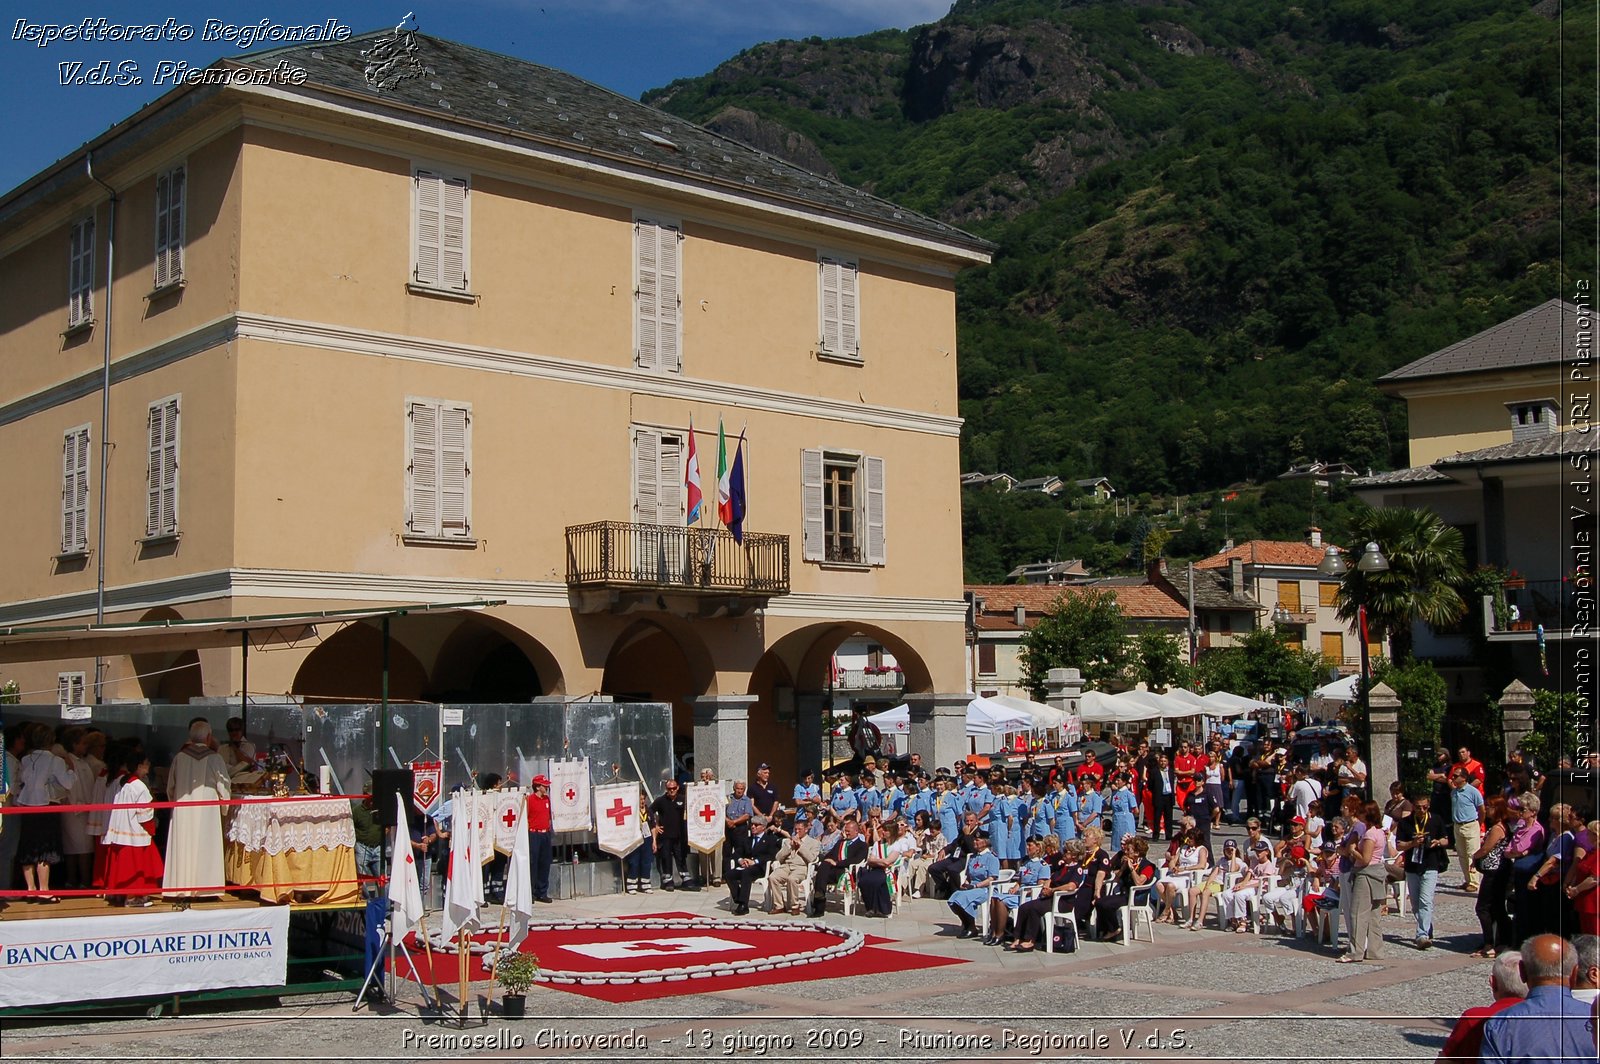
<box><xmin>1146</xmin><ymin>558</ymin><xmax>1169</xmax><ymax>583</ymax></box>
<box><xmin>1306</xmin><ymin>526</ymin><xmax>1322</xmax><ymax>548</ymax></box>
<box><xmin>1013</xmin><ymin>605</ymin><xmax>1027</xmax><ymax>627</ymax></box>
<box><xmin>1506</xmin><ymin>398</ymin><xmax>1559</xmax><ymax>443</ymax></box>
<box><xmin>1229</xmin><ymin>557</ymin><xmax>1244</xmax><ymax>597</ymax></box>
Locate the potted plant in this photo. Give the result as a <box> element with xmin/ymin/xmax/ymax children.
<box><xmin>494</xmin><ymin>952</ymin><xmax>539</xmax><ymax>1017</ymax></box>
<box><xmin>1502</xmin><ymin>569</ymin><xmax>1526</xmax><ymax>590</ymax></box>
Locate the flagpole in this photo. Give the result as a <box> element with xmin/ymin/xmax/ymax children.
<box><xmin>484</xmin><ymin>904</ymin><xmax>508</xmax><ymax>1014</ymax></box>
<box><xmin>457</xmin><ymin>928</ymin><xmax>469</xmax><ymax>1027</ymax></box>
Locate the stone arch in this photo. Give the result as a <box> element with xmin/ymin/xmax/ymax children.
<box><xmin>599</xmin><ymin>618</ymin><xmax>716</xmax><ymax>750</ymax></box>
<box><xmin>429</xmin><ymin>613</ymin><xmax>564</xmax><ymax>702</ymax></box>
<box><xmin>132</xmin><ymin>607</ymin><xmax>204</xmax><ymax>703</ymax></box>
<box><xmin>292</xmin><ymin>622</ymin><xmax>430</xmax><ymax>702</ymax></box>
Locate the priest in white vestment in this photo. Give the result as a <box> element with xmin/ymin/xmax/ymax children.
<box><xmin>162</xmin><ymin>721</ymin><xmax>232</xmax><ymax>898</ymax></box>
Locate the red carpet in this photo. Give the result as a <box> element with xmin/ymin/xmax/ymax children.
<box><xmin>394</xmin><ymin>912</ymin><xmax>961</xmax><ymax>1002</ymax></box>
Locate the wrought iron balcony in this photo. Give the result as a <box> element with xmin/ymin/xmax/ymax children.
<box><xmin>565</xmin><ymin>521</ymin><xmax>790</xmax><ymax>615</ymax></box>
<box><xmin>1485</xmin><ymin>579</ymin><xmax>1585</xmax><ymax>639</ymax></box>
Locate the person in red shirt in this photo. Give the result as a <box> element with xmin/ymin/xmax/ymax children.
<box><xmin>1566</xmin><ymin>819</ymin><xmax>1600</xmax><ymax>937</ymax></box>
<box><xmin>1454</xmin><ymin>747</ymin><xmax>1486</xmax><ymax>792</ymax></box>
<box><xmin>1075</xmin><ymin>756</ymin><xmax>1105</xmax><ymax>786</ymax></box>
<box><xmin>1173</xmin><ymin>741</ymin><xmax>1201</xmax><ymax>812</ymax></box>
<box><xmin>1436</xmin><ymin>950</ymin><xmax>1525</xmax><ymax>1062</ymax></box>
<box><xmin>526</xmin><ymin>774</ymin><xmax>554</xmax><ymax>903</ymax></box>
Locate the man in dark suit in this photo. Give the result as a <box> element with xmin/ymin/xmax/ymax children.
<box><xmin>1146</xmin><ymin>753</ymin><xmax>1178</xmax><ymax>840</ymax></box>
<box><xmin>807</xmin><ymin>816</ymin><xmax>868</xmax><ymax>916</ymax></box>
<box><xmin>725</xmin><ymin>814</ymin><xmax>782</xmax><ymax>914</ymax></box>
<box><xmin>927</xmin><ymin>812</ymin><xmax>981</xmax><ymax>899</ymax></box>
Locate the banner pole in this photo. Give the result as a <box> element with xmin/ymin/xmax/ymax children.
<box><xmin>456</xmin><ymin>929</ymin><xmax>469</xmax><ymax>1027</ymax></box>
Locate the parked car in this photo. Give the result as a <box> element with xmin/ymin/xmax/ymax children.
<box><xmin>1288</xmin><ymin>725</ymin><xmax>1353</xmax><ymax>767</ymax></box>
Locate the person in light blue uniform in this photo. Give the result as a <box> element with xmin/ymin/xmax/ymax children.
<box><xmin>1054</xmin><ymin>781</ymin><xmax>1080</xmax><ymax>845</ymax></box>
<box><xmin>792</xmin><ymin>772</ymin><xmax>821</xmax><ymax>818</ymax></box>
<box><xmin>946</xmin><ymin>831</ymin><xmax>1001</xmax><ymax>937</ymax></box>
<box><xmin>985</xmin><ymin>837</ymin><xmax>1051</xmax><ymax>945</ymax></box>
<box><xmin>856</xmin><ymin>773</ymin><xmax>883</xmax><ymax>821</ymax></box>
<box><xmin>963</xmin><ymin>776</ymin><xmax>994</xmax><ymax>821</ymax></box>
<box><xmin>934</xmin><ymin>780</ymin><xmax>961</xmax><ymax>844</ymax></box>
<box><xmin>1025</xmin><ymin>781</ymin><xmax>1052</xmax><ymax>841</ymax></box>
<box><xmin>879</xmin><ymin>776</ymin><xmax>905</xmax><ymax>822</ymax></box>
<box><xmin>1109</xmin><ymin>778</ymin><xmax>1139</xmax><ymax>847</ymax></box>
<box><xmin>829</xmin><ymin>774</ymin><xmax>858</xmax><ymax>819</ymax></box>
<box><xmin>1076</xmin><ymin>780</ymin><xmax>1104</xmax><ymax>838</ymax></box>
<box><xmin>902</xmin><ymin>779</ymin><xmax>931</xmax><ymax>824</ymax></box>
<box><xmin>987</xmin><ymin>789</ymin><xmax>1013</xmax><ymax>863</ymax></box>
<box><xmin>997</xmin><ymin>788</ymin><xmax>1024</xmax><ymax>865</ymax></box>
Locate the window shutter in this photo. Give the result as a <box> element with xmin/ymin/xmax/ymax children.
<box><xmin>801</xmin><ymin>448</ymin><xmax>824</xmax><ymax>561</ymax></box>
<box><xmin>819</xmin><ymin>259</ymin><xmax>841</xmax><ymax>352</ymax></box>
<box><xmin>864</xmin><ymin>455</ymin><xmax>886</xmax><ymax>565</ymax></box>
<box><xmin>61</xmin><ymin>427</ymin><xmax>89</xmax><ymax>554</ymax></box>
<box><xmin>632</xmin><ymin>427</ymin><xmax>661</xmax><ymax>523</ymax></box>
<box><xmin>145</xmin><ymin>403</ymin><xmax>164</xmax><ymax>536</ymax></box>
<box><xmin>439</xmin><ymin>404</ymin><xmax>470</xmax><ymax>535</ymax></box>
<box><xmin>408</xmin><ymin>401</ymin><xmax>439</xmax><ymax>536</ymax></box>
<box><xmin>979</xmin><ymin>641</ymin><xmax>997</xmax><ymax>675</ymax></box>
<box><xmin>656</xmin><ymin>432</ymin><xmax>683</xmax><ymax>524</ymax></box>
<box><xmin>415</xmin><ymin>172</ymin><xmax>441</xmax><ymax>289</ymax></box>
<box><xmin>1279</xmin><ymin>581</ymin><xmax>1301</xmax><ymax>612</ymax></box>
<box><xmin>160</xmin><ymin>398</ymin><xmax>179</xmax><ymax>535</ymax></box>
<box><xmin>154</xmin><ymin>167</ymin><xmax>185</xmax><ymax>289</ymax></box>
<box><xmin>69</xmin><ymin>218</ymin><xmax>94</xmax><ymax>326</ymax></box>
<box><xmin>1319</xmin><ymin>582</ymin><xmax>1339</xmax><ymax>608</ymax></box>
<box><xmin>635</xmin><ymin>222</ymin><xmax>659</xmax><ymax>369</ymax></box>
<box><xmin>656</xmin><ymin>225</ymin><xmax>681</xmax><ymax>373</ymax></box>
<box><xmin>838</xmin><ymin>260</ymin><xmax>859</xmax><ymax>355</ymax></box>
<box><xmin>57</xmin><ymin>674</ymin><xmax>71</xmax><ymax>706</ymax></box>
<box><xmin>439</xmin><ymin>175</ymin><xmax>468</xmax><ymax>290</ymax></box>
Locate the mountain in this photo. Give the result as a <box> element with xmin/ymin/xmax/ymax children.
<box><xmin>644</xmin><ymin>0</ymin><xmax>1596</xmax><ymax>578</ymax></box>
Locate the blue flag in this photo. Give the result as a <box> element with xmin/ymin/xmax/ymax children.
<box><xmin>728</xmin><ymin>432</ymin><xmax>747</xmax><ymax>544</ymax></box>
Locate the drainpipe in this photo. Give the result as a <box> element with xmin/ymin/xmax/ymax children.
<box><xmin>87</xmin><ymin>153</ymin><xmax>117</xmax><ymax>702</ymax></box>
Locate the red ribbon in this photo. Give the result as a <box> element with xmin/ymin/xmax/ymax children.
<box><xmin>0</xmin><ymin>793</ymin><xmax>372</xmax><ymax>814</ymax></box>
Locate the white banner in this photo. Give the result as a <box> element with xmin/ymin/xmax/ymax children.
<box><xmin>1063</xmin><ymin>713</ymin><xmax>1083</xmax><ymax>746</ymax></box>
<box><xmin>0</xmin><ymin>906</ymin><xmax>290</xmax><ymax>1007</ymax></box>
<box><xmin>491</xmin><ymin>789</ymin><xmax>527</xmax><ymax>855</ymax></box>
<box><xmin>471</xmin><ymin>791</ymin><xmax>495</xmax><ymax>866</ymax></box>
<box><xmin>549</xmin><ymin>758</ymin><xmax>592</xmax><ymax>833</ymax></box>
<box><xmin>685</xmin><ymin>781</ymin><xmax>724</xmax><ymax>855</ymax></box>
<box><xmin>593</xmin><ymin>782</ymin><xmax>643</xmax><ymax>859</ymax></box>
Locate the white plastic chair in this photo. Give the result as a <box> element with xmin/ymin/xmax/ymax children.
<box><xmin>1043</xmin><ymin>885</ymin><xmax>1080</xmax><ymax>954</ymax></box>
<box><xmin>1120</xmin><ymin>883</ymin><xmax>1156</xmax><ymax>945</ymax></box>
<box><xmin>978</xmin><ymin>869</ymin><xmax>1017</xmax><ymax>938</ymax></box>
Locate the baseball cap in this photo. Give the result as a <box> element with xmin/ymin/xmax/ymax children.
<box><xmin>757</xmin><ymin>762</ymin><xmax>770</xmax><ymax>770</ymax></box>
<box><xmin>531</xmin><ymin>774</ymin><xmax>551</xmax><ymax>787</ymax></box>
<box><xmin>1291</xmin><ymin>815</ymin><xmax>1306</xmax><ymax>824</ymax></box>
<box><xmin>1251</xmin><ymin>840</ymin><xmax>1270</xmax><ymax>852</ymax></box>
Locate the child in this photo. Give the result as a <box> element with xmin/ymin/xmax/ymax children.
<box><xmin>102</xmin><ymin>753</ymin><xmax>163</xmax><ymax>907</ymax></box>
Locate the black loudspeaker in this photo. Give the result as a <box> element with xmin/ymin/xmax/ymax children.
<box><xmin>370</xmin><ymin>769</ymin><xmax>412</xmax><ymax>829</ymax></box>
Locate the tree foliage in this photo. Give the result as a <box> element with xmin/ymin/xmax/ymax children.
<box><xmin>1333</xmin><ymin>507</ymin><xmax>1469</xmax><ymax>662</ymax></box>
<box><xmin>1132</xmin><ymin>630</ymin><xmax>1190</xmax><ymax>692</ymax></box>
<box><xmin>1019</xmin><ymin>589</ymin><xmax>1130</xmax><ymax>695</ymax></box>
<box><xmin>1194</xmin><ymin>627</ymin><xmax>1327</xmax><ymax>701</ymax></box>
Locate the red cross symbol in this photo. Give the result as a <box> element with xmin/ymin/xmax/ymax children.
<box><xmin>502</xmin><ymin>808</ymin><xmax>519</xmax><ymax>829</ymax></box>
<box><xmin>624</xmin><ymin>942</ymin><xmax>688</xmax><ymax>952</ymax></box>
<box><xmin>698</xmin><ymin>804</ymin><xmax>717</xmax><ymax>823</ymax></box>
<box><xmin>606</xmin><ymin>798</ymin><xmax>633</xmax><ymax>826</ymax></box>
<box><xmin>565</xmin><ymin>788</ymin><xmax>577</xmax><ymax>803</ymax></box>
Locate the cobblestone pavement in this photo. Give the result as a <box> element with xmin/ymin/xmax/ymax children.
<box><xmin>1</xmin><ymin>836</ymin><xmax>1504</xmax><ymax>1064</ymax></box>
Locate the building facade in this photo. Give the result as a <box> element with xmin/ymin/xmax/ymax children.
<box><xmin>0</xmin><ymin>31</ymin><xmax>990</xmax><ymax>786</ymax></box>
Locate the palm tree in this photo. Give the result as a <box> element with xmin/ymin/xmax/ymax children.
<box><xmin>1333</xmin><ymin>507</ymin><xmax>1467</xmax><ymax>663</ymax></box>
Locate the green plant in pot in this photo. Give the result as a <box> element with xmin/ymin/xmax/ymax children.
<box><xmin>495</xmin><ymin>952</ymin><xmax>539</xmax><ymax>1017</ymax></box>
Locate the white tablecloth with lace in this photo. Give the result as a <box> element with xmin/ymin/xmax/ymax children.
<box><xmin>223</xmin><ymin>797</ymin><xmax>359</xmax><ymax>905</ymax></box>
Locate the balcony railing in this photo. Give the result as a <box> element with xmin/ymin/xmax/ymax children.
<box><xmin>565</xmin><ymin>522</ymin><xmax>790</xmax><ymax>598</ymax></box>
<box><xmin>1485</xmin><ymin>579</ymin><xmax>1586</xmax><ymax>637</ymax></box>
<box><xmin>838</xmin><ymin>668</ymin><xmax>905</xmax><ymax>690</ymax></box>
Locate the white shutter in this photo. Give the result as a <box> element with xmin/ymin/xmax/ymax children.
<box><xmin>656</xmin><ymin>224</ymin><xmax>681</xmax><ymax>373</ymax></box>
<box><xmin>408</xmin><ymin>401</ymin><xmax>439</xmax><ymax>536</ymax></box>
<box><xmin>61</xmin><ymin>427</ymin><xmax>90</xmax><ymax>554</ymax></box>
<box><xmin>657</xmin><ymin>433</ymin><xmax>683</xmax><ymax>524</ymax></box>
<box><xmin>635</xmin><ymin>222</ymin><xmax>659</xmax><ymax>369</ymax></box>
<box><xmin>838</xmin><ymin>260</ymin><xmax>859</xmax><ymax>355</ymax></box>
<box><xmin>71</xmin><ymin>673</ymin><xmax>85</xmax><ymax>704</ymax></box>
<box><xmin>414</xmin><ymin>171</ymin><xmax>442</xmax><ymax>288</ymax></box>
<box><xmin>439</xmin><ymin>403</ymin><xmax>470</xmax><ymax>536</ymax></box>
<box><xmin>154</xmin><ymin>167</ymin><xmax>185</xmax><ymax>289</ymax></box>
<box><xmin>440</xmin><ymin>175</ymin><xmax>468</xmax><ymax>290</ymax></box>
<box><xmin>801</xmin><ymin>448</ymin><xmax>825</xmax><ymax>561</ymax></box>
<box><xmin>57</xmin><ymin>674</ymin><xmax>71</xmax><ymax>706</ymax></box>
<box><xmin>865</xmin><ymin>455</ymin><xmax>886</xmax><ymax>565</ymax></box>
<box><xmin>160</xmin><ymin>397</ymin><xmax>179</xmax><ymax>535</ymax></box>
<box><xmin>69</xmin><ymin>217</ymin><xmax>94</xmax><ymax>326</ymax></box>
<box><xmin>145</xmin><ymin>403</ymin><xmax>163</xmax><ymax>536</ymax></box>
<box><xmin>632</xmin><ymin>427</ymin><xmax>660</xmax><ymax>522</ymax></box>
<box><xmin>819</xmin><ymin>259</ymin><xmax>841</xmax><ymax>352</ymax></box>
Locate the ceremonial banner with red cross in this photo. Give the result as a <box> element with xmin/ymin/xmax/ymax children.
<box><xmin>593</xmin><ymin>782</ymin><xmax>644</xmax><ymax>858</ymax></box>
<box><xmin>492</xmin><ymin>788</ymin><xmax>528</xmax><ymax>855</ymax></box>
<box><xmin>685</xmin><ymin>780</ymin><xmax>724</xmax><ymax>854</ymax></box>
<box><xmin>550</xmin><ymin>757</ymin><xmax>592</xmax><ymax>833</ymax></box>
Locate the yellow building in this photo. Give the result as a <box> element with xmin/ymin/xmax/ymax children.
<box><xmin>0</xmin><ymin>30</ymin><xmax>990</xmax><ymax>785</ymax></box>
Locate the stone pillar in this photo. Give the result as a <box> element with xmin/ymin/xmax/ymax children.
<box><xmin>1043</xmin><ymin>668</ymin><xmax>1085</xmax><ymax>716</ymax></box>
<box><xmin>1498</xmin><ymin>679</ymin><xmax>1535</xmax><ymax>761</ymax></box>
<box><xmin>906</xmin><ymin>692</ymin><xmax>969</xmax><ymax>771</ymax></box>
<box><xmin>797</xmin><ymin>693</ymin><xmax>828</xmax><ymax>778</ymax></box>
<box><xmin>1367</xmin><ymin>682</ymin><xmax>1401</xmax><ymax>799</ymax></box>
<box><xmin>689</xmin><ymin>694</ymin><xmax>755</xmax><ymax>784</ymax></box>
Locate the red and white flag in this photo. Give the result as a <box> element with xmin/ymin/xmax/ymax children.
<box><xmin>685</xmin><ymin>780</ymin><xmax>724</xmax><ymax>855</ymax></box>
<box><xmin>550</xmin><ymin>758</ymin><xmax>591</xmax><ymax>833</ymax></box>
<box><xmin>411</xmin><ymin>760</ymin><xmax>442</xmax><ymax>816</ymax></box>
<box><xmin>441</xmin><ymin>790</ymin><xmax>484</xmax><ymax>937</ymax></box>
<box><xmin>501</xmin><ymin>802</ymin><xmax>535</xmax><ymax>950</ymax></box>
<box><xmin>593</xmin><ymin>782</ymin><xmax>644</xmax><ymax>859</ymax></box>
<box><xmin>388</xmin><ymin>793</ymin><xmax>424</xmax><ymax>939</ymax></box>
<box><xmin>685</xmin><ymin>417</ymin><xmax>703</xmax><ymax>524</ymax></box>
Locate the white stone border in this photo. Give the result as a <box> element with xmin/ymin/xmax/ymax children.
<box><xmin>457</xmin><ymin>917</ymin><xmax>867</xmax><ymax>987</ymax></box>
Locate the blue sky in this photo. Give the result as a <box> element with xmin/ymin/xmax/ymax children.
<box><xmin>0</xmin><ymin>0</ymin><xmax>954</xmax><ymax>195</ymax></box>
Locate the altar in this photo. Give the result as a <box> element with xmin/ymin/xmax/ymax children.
<box><xmin>224</xmin><ymin>796</ymin><xmax>360</xmax><ymax>905</ymax></box>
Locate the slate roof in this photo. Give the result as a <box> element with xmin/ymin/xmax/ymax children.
<box><xmin>1354</xmin><ymin>429</ymin><xmax>1578</xmax><ymax>488</ymax></box>
<box><xmin>1378</xmin><ymin>299</ymin><xmax>1576</xmax><ymax>386</ymax></box>
<box><xmin>236</xmin><ymin>31</ymin><xmax>990</xmax><ymax>256</ymax></box>
<box><xmin>1193</xmin><ymin>541</ymin><xmax>1327</xmax><ymax>571</ymax></box>
<box><xmin>1182</xmin><ymin>568</ymin><xmax>1260</xmax><ymax>612</ymax></box>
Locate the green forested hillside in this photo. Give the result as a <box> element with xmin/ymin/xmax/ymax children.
<box><xmin>645</xmin><ymin>0</ymin><xmax>1596</xmax><ymax>579</ymax></box>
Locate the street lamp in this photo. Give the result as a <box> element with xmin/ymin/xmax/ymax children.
<box><xmin>1320</xmin><ymin>542</ymin><xmax>1389</xmax><ymax>781</ymax></box>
